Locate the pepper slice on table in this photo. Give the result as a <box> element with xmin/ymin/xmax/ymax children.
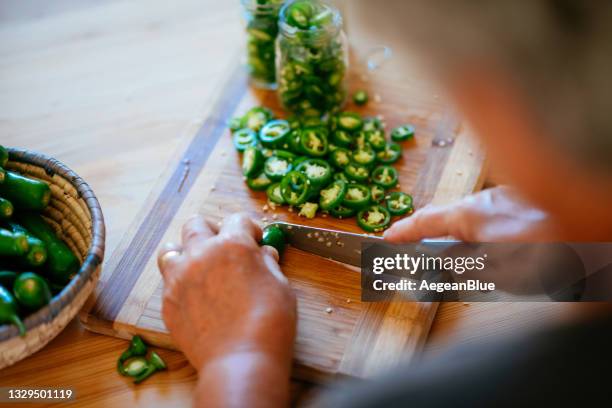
<box><xmin>133</xmin><ymin>352</ymin><xmax>167</xmax><ymax>384</ymax></box>
<box><xmin>246</xmin><ymin>172</ymin><xmax>273</xmax><ymax>191</ymax></box>
<box><xmin>344</xmin><ymin>163</ymin><xmax>370</xmax><ymax>183</ymax></box>
<box><xmin>371</xmin><ymin>165</ymin><xmax>399</xmax><ymax>189</ymax></box>
<box><xmin>330</xmin><ymin>148</ymin><xmax>351</xmax><ymax>169</ymax></box>
<box><xmin>241</xmin><ymin>106</ymin><xmax>274</xmax><ymax>132</ymax></box>
<box><xmin>242</xmin><ymin>146</ymin><xmax>265</xmax><ymax>177</ymax></box>
<box><xmin>331</xmin><ymin>129</ymin><xmax>353</xmax><ymax>148</ymax></box>
<box><xmin>299</xmin><ymin>128</ymin><xmax>329</xmax><ymax>157</ymax></box>
<box><xmin>376</xmin><ymin>142</ymin><xmax>402</xmax><ymax>164</ymax></box>
<box><xmin>386</xmin><ymin>191</ymin><xmax>414</xmax><ymax>216</ymax></box>
<box><xmin>342</xmin><ymin>184</ymin><xmax>371</xmax><ymax>210</ymax></box>
<box><xmin>296</xmin><ymin>158</ymin><xmax>332</xmax><ymax>190</ymax></box>
<box><xmin>266</xmin><ymin>183</ymin><xmax>286</xmax><ymax>204</ymax></box>
<box><xmin>232</xmin><ymin>128</ymin><xmax>258</xmax><ymax>152</ymax></box>
<box><xmin>337</xmin><ymin>112</ymin><xmax>363</xmax><ymax>133</ymax></box>
<box><xmin>263</xmin><ymin>155</ymin><xmax>292</xmax><ymax>181</ymax></box>
<box><xmin>0</xmin><ymin>286</ymin><xmax>26</xmax><ymax>336</ymax></box>
<box><xmin>357</xmin><ymin>204</ymin><xmax>391</xmax><ymax>232</ymax></box>
<box><xmin>280</xmin><ymin>171</ymin><xmax>310</xmax><ymax>206</ymax></box>
<box><xmin>319</xmin><ymin>180</ymin><xmax>347</xmax><ymax>211</ymax></box>
<box><xmin>329</xmin><ymin>204</ymin><xmax>355</xmax><ymax>218</ymax></box>
<box><xmin>117</xmin><ymin>335</ymin><xmax>148</xmax><ymax>376</ymax></box>
<box><xmin>351</xmin><ymin>145</ymin><xmax>377</xmax><ymax>167</ymax></box>
<box><xmin>391</xmin><ymin>124</ymin><xmax>415</xmax><ymax>142</ymax></box>
<box><xmin>366</xmin><ymin>129</ymin><xmax>386</xmax><ymax>151</ymax></box>
<box><xmin>369</xmin><ymin>184</ymin><xmax>386</xmax><ymax>203</ymax></box>
<box><xmin>353</xmin><ymin>90</ymin><xmax>369</xmax><ymax>106</ymax></box>
<box><xmin>259</xmin><ymin>119</ymin><xmax>291</xmax><ymax>148</ymax></box>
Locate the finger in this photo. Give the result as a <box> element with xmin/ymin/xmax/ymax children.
<box><xmin>383</xmin><ymin>203</ymin><xmax>456</xmax><ymax>242</ymax></box>
<box><xmin>261</xmin><ymin>245</ymin><xmax>279</xmax><ymax>263</ymax></box>
<box><xmin>158</xmin><ymin>242</ymin><xmax>184</xmax><ymax>281</ymax></box>
<box><xmin>182</xmin><ymin>215</ymin><xmax>217</xmax><ymax>249</ymax></box>
<box><xmin>262</xmin><ymin>251</ymin><xmax>288</xmax><ymax>284</ymax></box>
<box><xmin>219</xmin><ymin>213</ymin><xmax>262</xmax><ymax>243</ymax></box>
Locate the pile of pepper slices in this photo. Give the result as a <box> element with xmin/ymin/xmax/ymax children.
<box><xmin>229</xmin><ymin>105</ymin><xmax>415</xmax><ymax>233</ymax></box>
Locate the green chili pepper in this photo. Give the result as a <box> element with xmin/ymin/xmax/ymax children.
<box><xmin>353</xmin><ymin>90</ymin><xmax>369</xmax><ymax>106</ymax></box>
<box><xmin>363</xmin><ymin>117</ymin><xmax>384</xmax><ymax>132</ymax></box>
<box><xmin>295</xmin><ymin>158</ymin><xmax>332</xmax><ymax>189</ymax></box>
<box><xmin>298</xmin><ymin>202</ymin><xmax>318</xmax><ymax>219</ymax></box>
<box><xmin>342</xmin><ymin>184</ymin><xmax>371</xmax><ymax>210</ymax></box>
<box><xmin>7</xmin><ymin>221</ymin><xmax>48</xmax><ymax>267</ymax></box>
<box><xmin>371</xmin><ymin>165</ymin><xmax>398</xmax><ymax>189</ymax></box>
<box><xmin>133</xmin><ymin>351</ymin><xmax>167</xmax><ymax>384</ymax></box>
<box><xmin>344</xmin><ymin>162</ymin><xmax>370</xmax><ymax>182</ymax></box>
<box><xmin>370</xmin><ymin>184</ymin><xmax>386</xmax><ymax>203</ymax></box>
<box><xmin>228</xmin><ymin>117</ymin><xmax>243</xmax><ymax>133</ymax></box>
<box><xmin>391</xmin><ymin>125</ymin><xmax>415</xmax><ymax>142</ymax></box>
<box><xmin>0</xmin><ymin>197</ymin><xmax>13</xmax><ymax>219</ymax></box>
<box><xmin>266</xmin><ymin>182</ymin><xmax>286</xmax><ymax>204</ymax></box>
<box><xmin>124</xmin><ymin>357</ymin><xmax>149</xmax><ymax>377</ymax></box>
<box><xmin>357</xmin><ymin>204</ymin><xmax>391</xmax><ymax>232</ymax></box>
<box><xmin>263</xmin><ymin>155</ymin><xmax>292</xmax><ymax>181</ymax></box>
<box><xmin>280</xmin><ymin>171</ymin><xmax>310</xmax><ymax>206</ymax></box>
<box><xmin>331</xmin><ymin>129</ymin><xmax>353</xmax><ymax>148</ymax></box>
<box><xmin>259</xmin><ymin>119</ymin><xmax>291</xmax><ymax>148</ymax></box>
<box><xmin>330</xmin><ymin>148</ymin><xmax>351</xmax><ymax>169</ymax></box>
<box><xmin>13</xmin><ymin>272</ymin><xmax>52</xmax><ymax>311</ymax></box>
<box><xmin>365</xmin><ymin>129</ymin><xmax>386</xmax><ymax>151</ymax></box>
<box><xmin>233</xmin><ymin>128</ymin><xmax>258</xmax><ymax>152</ymax></box>
<box><xmin>118</xmin><ymin>335</ymin><xmax>148</xmax><ymax>376</ymax></box>
<box><xmin>241</xmin><ymin>107</ymin><xmax>274</xmax><ymax>132</ymax></box>
<box><xmin>242</xmin><ymin>146</ymin><xmax>265</xmax><ymax>177</ymax></box>
<box><xmin>337</xmin><ymin>112</ymin><xmax>363</xmax><ymax>133</ymax></box>
<box><xmin>319</xmin><ymin>180</ymin><xmax>347</xmax><ymax>210</ymax></box>
<box><xmin>0</xmin><ymin>145</ymin><xmax>8</xmax><ymax>168</ymax></box>
<box><xmin>0</xmin><ymin>285</ymin><xmax>25</xmax><ymax>336</ymax></box>
<box><xmin>329</xmin><ymin>204</ymin><xmax>355</xmax><ymax>218</ymax></box>
<box><xmin>376</xmin><ymin>142</ymin><xmax>402</xmax><ymax>164</ymax></box>
<box><xmin>333</xmin><ymin>171</ymin><xmax>350</xmax><ymax>183</ymax></box>
<box><xmin>284</xmin><ymin>0</ymin><xmax>314</xmax><ymax>29</ymax></box>
<box><xmin>246</xmin><ymin>172</ymin><xmax>273</xmax><ymax>191</ymax></box>
<box><xmin>299</xmin><ymin>128</ymin><xmax>329</xmax><ymax>157</ymax></box>
<box><xmin>0</xmin><ymin>171</ymin><xmax>51</xmax><ymax>211</ymax></box>
<box><xmin>351</xmin><ymin>145</ymin><xmax>377</xmax><ymax>167</ymax></box>
<box><xmin>244</xmin><ymin>1</ymin><xmax>283</xmax><ymax>86</ymax></box>
<box><xmin>0</xmin><ymin>229</ymin><xmax>29</xmax><ymax>257</ymax></box>
<box><xmin>0</xmin><ymin>168</ymin><xmax>5</xmax><ymax>184</ymax></box>
<box><xmin>261</xmin><ymin>225</ymin><xmax>286</xmax><ymax>254</ymax></box>
<box><xmin>386</xmin><ymin>192</ymin><xmax>414</xmax><ymax>216</ymax></box>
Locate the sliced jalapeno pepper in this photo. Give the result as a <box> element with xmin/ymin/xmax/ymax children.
<box><xmin>228</xmin><ymin>117</ymin><xmax>243</xmax><ymax>133</ymax></box>
<box><xmin>353</xmin><ymin>90</ymin><xmax>368</xmax><ymax>106</ymax></box>
<box><xmin>298</xmin><ymin>202</ymin><xmax>318</xmax><ymax>219</ymax></box>
<box><xmin>246</xmin><ymin>172</ymin><xmax>273</xmax><ymax>191</ymax></box>
<box><xmin>370</xmin><ymin>184</ymin><xmax>386</xmax><ymax>203</ymax></box>
<box><xmin>263</xmin><ymin>155</ymin><xmax>292</xmax><ymax>181</ymax></box>
<box><xmin>295</xmin><ymin>158</ymin><xmax>332</xmax><ymax>190</ymax></box>
<box><xmin>333</xmin><ymin>171</ymin><xmax>350</xmax><ymax>183</ymax></box>
<box><xmin>331</xmin><ymin>129</ymin><xmax>353</xmax><ymax>148</ymax></box>
<box><xmin>386</xmin><ymin>191</ymin><xmax>414</xmax><ymax>216</ymax></box>
<box><xmin>280</xmin><ymin>171</ymin><xmax>310</xmax><ymax>206</ymax></box>
<box><xmin>288</xmin><ymin>129</ymin><xmax>303</xmax><ymax>154</ymax></box>
<box><xmin>363</xmin><ymin>117</ymin><xmax>383</xmax><ymax>133</ymax></box>
<box><xmin>391</xmin><ymin>124</ymin><xmax>415</xmax><ymax>142</ymax></box>
<box><xmin>329</xmin><ymin>204</ymin><xmax>355</xmax><ymax>219</ymax></box>
<box><xmin>353</xmin><ymin>132</ymin><xmax>368</xmax><ymax>149</ymax></box>
<box><xmin>337</xmin><ymin>112</ymin><xmax>363</xmax><ymax>133</ymax></box>
<box><xmin>371</xmin><ymin>165</ymin><xmax>399</xmax><ymax>189</ymax></box>
<box><xmin>344</xmin><ymin>162</ymin><xmax>370</xmax><ymax>182</ymax></box>
<box><xmin>241</xmin><ymin>107</ymin><xmax>274</xmax><ymax>132</ymax></box>
<box><xmin>365</xmin><ymin>129</ymin><xmax>386</xmax><ymax>151</ymax></box>
<box><xmin>285</xmin><ymin>0</ymin><xmax>314</xmax><ymax>29</ymax></box>
<box><xmin>342</xmin><ymin>184</ymin><xmax>371</xmax><ymax>209</ymax></box>
<box><xmin>242</xmin><ymin>146</ymin><xmax>264</xmax><ymax>177</ymax></box>
<box><xmin>266</xmin><ymin>182</ymin><xmax>286</xmax><ymax>204</ymax></box>
<box><xmin>330</xmin><ymin>148</ymin><xmax>351</xmax><ymax>169</ymax></box>
<box><xmin>351</xmin><ymin>145</ymin><xmax>376</xmax><ymax>167</ymax></box>
<box><xmin>233</xmin><ymin>128</ymin><xmax>258</xmax><ymax>152</ymax></box>
<box><xmin>299</xmin><ymin>128</ymin><xmax>328</xmax><ymax>157</ymax></box>
<box><xmin>319</xmin><ymin>180</ymin><xmax>347</xmax><ymax>210</ymax></box>
<box><xmin>357</xmin><ymin>204</ymin><xmax>391</xmax><ymax>232</ymax></box>
<box><xmin>260</xmin><ymin>119</ymin><xmax>291</xmax><ymax>148</ymax></box>
<box><xmin>376</xmin><ymin>142</ymin><xmax>402</xmax><ymax>164</ymax></box>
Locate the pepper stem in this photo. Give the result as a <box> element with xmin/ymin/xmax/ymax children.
<box><xmin>11</xmin><ymin>314</ymin><xmax>26</xmax><ymax>337</ymax></box>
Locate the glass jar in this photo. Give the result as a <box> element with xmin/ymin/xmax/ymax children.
<box><xmin>241</xmin><ymin>0</ymin><xmax>285</xmax><ymax>89</ymax></box>
<box><xmin>276</xmin><ymin>0</ymin><xmax>348</xmax><ymax>116</ymax></box>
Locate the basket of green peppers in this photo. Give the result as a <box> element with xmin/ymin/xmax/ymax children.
<box><xmin>0</xmin><ymin>146</ymin><xmax>105</xmax><ymax>369</ymax></box>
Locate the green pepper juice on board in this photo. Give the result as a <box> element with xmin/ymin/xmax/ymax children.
<box><xmin>276</xmin><ymin>0</ymin><xmax>348</xmax><ymax>116</ymax></box>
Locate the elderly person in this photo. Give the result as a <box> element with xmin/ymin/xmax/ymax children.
<box><xmin>157</xmin><ymin>1</ymin><xmax>612</xmax><ymax>406</ymax></box>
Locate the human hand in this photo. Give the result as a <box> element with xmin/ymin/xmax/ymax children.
<box><xmin>384</xmin><ymin>186</ymin><xmax>559</xmax><ymax>243</ymax></box>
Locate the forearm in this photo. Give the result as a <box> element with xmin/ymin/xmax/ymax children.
<box><xmin>194</xmin><ymin>350</ymin><xmax>292</xmax><ymax>408</ymax></box>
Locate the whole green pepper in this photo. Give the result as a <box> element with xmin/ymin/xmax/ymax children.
<box><xmin>0</xmin><ymin>171</ymin><xmax>51</xmax><ymax>211</ymax></box>
<box><xmin>0</xmin><ymin>285</ymin><xmax>26</xmax><ymax>336</ymax></box>
<box><xmin>7</xmin><ymin>221</ymin><xmax>48</xmax><ymax>267</ymax></box>
<box><xmin>0</xmin><ymin>229</ymin><xmax>29</xmax><ymax>257</ymax></box>
<box><xmin>13</xmin><ymin>272</ymin><xmax>52</xmax><ymax>310</ymax></box>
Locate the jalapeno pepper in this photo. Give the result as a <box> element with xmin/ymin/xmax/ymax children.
<box><xmin>0</xmin><ymin>285</ymin><xmax>25</xmax><ymax>336</ymax></box>
<box><xmin>357</xmin><ymin>204</ymin><xmax>391</xmax><ymax>232</ymax></box>
<box><xmin>228</xmin><ymin>117</ymin><xmax>243</xmax><ymax>133</ymax></box>
<box><xmin>353</xmin><ymin>132</ymin><xmax>368</xmax><ymax>149</ymax></box>
<box><xmin>0</xmin><ymin>171</ymin><xmax>51</xmax><ymax>211</ymax></box>
<box><xmin>391</xmin><ymin>124</ymin><xmax>415</xmax><ymax>142</ymax></box>
<box><xmin>233</xmin><ymin>128</ymin><xmax>258</xmax><ymax>152</ymax></box>
<box><xmin>0</xmin><ymin>168</ymin><xmax>5</xmax><ymax>184</ymax></box>
<box><xmin>386</xmin><ymin>191</ymin><xmax>414</xmax><ymax>216</ymax></box>
<box><xmin>342</xmin><ymin>184</ymin><xmax>371</xmax><ymax>209</ymax></box>
<box><xmin>280</xmin><ymin>171</ymin><xmax>310</xmax><ymax>206</ymax></box>
<box><xmin>123</xmin><ymin>357</ymin><xmax>149</xmax><ymax>377</ymax></box>
<box><xmin>0</xmin><ymin>197</ymin><xmax>13</xmax><ymax>219</ymax></box>
<box><xmin>363</xmin><ymin>117</ymin><xmax>383</xmax><ymax>133</ymax></box>
<box><xmin>13</xmin><ymin>272</ymin><xmax>52</xmax><ymax>311</ymax></box>
<box><xmin>331</xmin><ymin>129</ymin><xmax>353</xmax><ymax>148</ymax></box>
<box><xmin>353</xmin><ymin>90</ymin><xmax>369</xmax><ymax>106</ymax></box>
<box><xmin>242</xmin><ymin>146</ymin><xmax>265</xmax><ymax>177</ymax></box>
<box><xmin>263</xmin><ymin>155</ymin><xmax>292</xmax><ymax>181</ymax></box>
<box><xmin>118</xmin><ymin>335</ymin><xmax>148</xmax><ymax>376</ymax></box>
<box><xmin>288</xmin><ymin>129</ymin><xmax>303</xmax><ymax>154</ymax></box>
<box><xmin>333</xmin><ymin>171</ymin><xmax>350</xmax><ymax>183</ymax></box>
<box><xmin>241</xmin><ymin>107</ymin><xmax>274</xmax><ymax>132</ymax></box>
<box><xmin>370</xmin><ymin>184</ymin><xmax>386</xmax><ymax>203</ymax></box>
<box><xmin>284</xmin><ymin>0</ymin><xmax>314</xmax><ymax>29</ymax></box>
<box><xmin>351</xmin><ymin>145</ymin><xmax>377</xmax><ymax>167</ymax></box>
<box><xmin>7</xmin><ymin>221</ymin><xmax>47</xmax><ymax>267</ymax></box>
<box><xmin>259</xmin><ymin>119</ymin><xmax>291</xmax><ymax>148</ymax></box>
<box><xmin>0</xmin><ymin>229</ymin><xmax>28</xmax><ymax>257</ymax></box>
<box><xmin>365</xmin><ymin>129</ymin><xmax>386</xmax><ymax>151</ymax></box>
<box><xmin>337</xmin><ymin>112</ymin><xmax>363</xmax><ymax>133</ymax></box>
<box><xmin>319</xmin><ymin>180</ymin><xmax>347</xmax><ymax>210</ymax></box>
<box><xmin>330</xmin><ymin>148</ymin><xmax>351</xmax><ymax>169</ymax></box>
<box><xmin>299</xmin><ymin>127</ymin><xmax>329</xmax><ymax>157</ymax></box>
<box><xmin>376</xmin><ymin>142</ymin><xmax>402</xmax><ymax>164</ymax></box>
<box><xmin>266</xmin><ymin>182</ymin><xmax>286</xmax><ymax>204</ymax></box>
<box><xmin>344</xmin><ymin>162</ymin><xmax>370</xmax><ymax>182</ymax></box>
<box><xmin>329</xmin><ymin>204</ymin><xmax>355</xmax><ymax>218</ymax></box>
<box><xmin>296</xmin><ymin>158</ymin><xmax>332</xmax><ymax>189</ymax></box>
<box><xmin>260</xmin><ymin>225</ymin><xmax>286</xmax><ymax>254</ymax></box>
<box><xmin>298</xmin><ymin>202</ymin><xmax>318</xmax><ymax>219</ymax></box>
<box><xmin>133</xmin><ymin>351</ymin><xmax>166</xmax><ymax>384</ymax></box>
<box><xmin>246</xmin><ymin>172</ymin><xmax>273</xmax><ymax>191</ymax></box>
<box><xmin>371</xmin><ymin>165</ymin><xmax>398</xmax><ymax>189</ymax></box>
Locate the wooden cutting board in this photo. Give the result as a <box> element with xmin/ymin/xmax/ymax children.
<box><xmin>80</xmin><ymin>58</ymin><xmax>486</xmax><ymax>382</ymax></box>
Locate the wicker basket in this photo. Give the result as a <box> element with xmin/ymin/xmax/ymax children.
<box><xmin>0</xmin><ymin>148</ymin><xmax>105</xmax><ymax>369</ymax></box>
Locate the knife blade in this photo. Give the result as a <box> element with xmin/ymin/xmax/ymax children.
<box><xmin>268</xmin><ymin>221</ymin><xmax>382</xmax><ymax>267</ymax></box>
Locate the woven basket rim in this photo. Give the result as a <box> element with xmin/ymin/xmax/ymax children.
<box><xmin>0</xmin><ymin>148</ymin><xmax>106</xmax><ymax>341</ymax></box>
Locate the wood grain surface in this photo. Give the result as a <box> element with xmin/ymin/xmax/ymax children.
<box><xmin>0</xmin><ymin>1</ymin><xmax>584</xmax><ymax>406</ymax></box>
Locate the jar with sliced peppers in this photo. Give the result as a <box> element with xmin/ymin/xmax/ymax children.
<box><xmin>276</xmin><ymin>0</ymin><xmax>348</xmax><ymax>116</ymax></box>
<box><xmin>241</xmin><ymin>0</ymin><xmax>285</xmax><ymax>89</ymax></box>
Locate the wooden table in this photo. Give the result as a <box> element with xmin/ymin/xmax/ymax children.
<box><xmin>0</xmin><ymin>1</ymin><xmax>580</xmax><ymax>406</ymax></box>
